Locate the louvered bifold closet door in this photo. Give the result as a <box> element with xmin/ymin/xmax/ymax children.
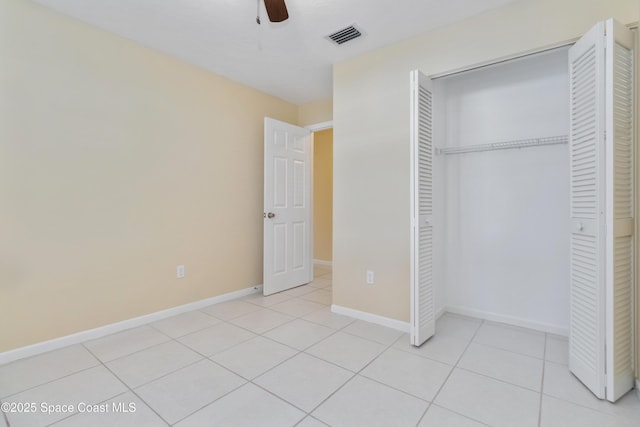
<box><xmin>410</xmin><ymin>70</ymin><xmax>435</xmax><ymax>346</ymax></box>
<box><xmin>568</xmin><ymin>21</ymin><xmax>607</xmax><ymax>399</ymax></box>
<box><xmin>604</xmin><ymin>19</ymin><xmax>635</xmax><ymax>402</ymax></box>
<box><xmin>569</xmin><ymin>19</ymin><xmax>636</xmax><ymax>402</ymax></box>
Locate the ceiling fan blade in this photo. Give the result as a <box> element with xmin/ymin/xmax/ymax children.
<box><xmin>263</xmin><ymin>0</ymin><xmax>288</xmax><ymax>22</ymax></box>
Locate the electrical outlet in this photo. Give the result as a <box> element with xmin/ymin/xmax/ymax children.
<box><xmin>366</xmin><ymin>270</ymin><xmax>374</xmax><ymax>284</ymax></box>
<box><xmin>176</xmin><ymin>265</ymin><xmax>185</xmax><ymax>279</ymax></box>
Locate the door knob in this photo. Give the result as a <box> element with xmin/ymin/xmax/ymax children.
<box><xmin>576</xmin><ymin>222</ymin><xmax>584</xmax><ymax>231</ymax></box>
<box><xmin>267</xmin><ymin>212</ymin><xmax>275</xmax><ymax>219</ymax></box>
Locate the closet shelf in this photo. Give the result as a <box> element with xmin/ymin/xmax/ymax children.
<box><xmin>436</xmin><ymin>135</ymin><xmax>568</xmax><ymax>155</ymax></box>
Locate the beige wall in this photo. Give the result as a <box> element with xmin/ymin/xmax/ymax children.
<box><xmin>298</xmin><ymin>99</ymin><xmax>333</xmax><ymax>127</ymax></box>
<box><xmin>0</xmin><ymin>0</ymin><xmax>298</xmax><ymax>353</ymax></box>
<box><xmin>313</xmin><ymin>129</ymin><xmax>333</xmax><ymax>262</ymax></box>
<box><xmin>333</xmin><ymin>0</ymin><xmax>638</xmax><ymax>323</ymax></box>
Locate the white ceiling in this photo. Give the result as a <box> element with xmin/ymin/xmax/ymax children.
<box><xmin>33</xmin><ymin>0</ymin><xmax>518</xmax><ymax>105</ymax></box>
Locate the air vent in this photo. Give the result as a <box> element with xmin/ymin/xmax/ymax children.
<box><xmin>327</xmin><ymin>25</ymin><xmax>363</xmax><ymax>45</ymax></box>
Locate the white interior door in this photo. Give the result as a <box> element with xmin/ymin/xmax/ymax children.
<box><xmin>410</xmin><ymin>70</ymin><xmax>435</xmax><ymax>346</ymax></box>
<box><xmin>263</xmin><ymin>117</ymin><xmax>313</xmax><ymax>295</ymax></box>
<box><xmin>568</xmin><ymin>19</ymin><xmax>635</xmax><ymax>402</ymax></box>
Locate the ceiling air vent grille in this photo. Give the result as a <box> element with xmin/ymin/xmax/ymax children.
<box><xmin>327</xmin><ymin>25</ymin><xmax>362</xmax><ymax>45</ymax></box>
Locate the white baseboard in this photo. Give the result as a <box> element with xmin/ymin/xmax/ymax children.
<box><xmin>0</xmin><ymin>285</ymin><xmax>262</xmax><ymax>366</ymax></box>
<box><xmin>328</xmin><ymin>303</ymin><xmax>566</xmax><ymax>338</ymax></box>
<box><xmin>331</xmin><ymin>304</ymin><xmax>410</xmax><ymax>333</ymax></box>
<box><xmin>636</xmin><ymin>379</ymin><xmax>640</xmax><ymax>401</ymax></box>
<box><xmin>445</xmin><ymin>305</ymin><xmax>568</xmax><ymax>337</ymax></box>
<box><xmin>313</xmin><ymin>259</ymin><xmax>333</xmax><ymax>267</ymax></box>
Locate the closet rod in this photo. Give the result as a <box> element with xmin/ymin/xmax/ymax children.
<box><xmin>436</xmin><ymin>135</ymin><xmax>568</xmax><ymax>155</ymax></box>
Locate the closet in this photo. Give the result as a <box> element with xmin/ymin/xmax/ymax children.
<box><xmin>410</xmin><ymin>19</ymin><xmax>635</xmax><ymax>402</ymax></box>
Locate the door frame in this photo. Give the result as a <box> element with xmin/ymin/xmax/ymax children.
<box><xmin>306</xmin><ymin>121</ymin><xmax>333</xmax><ymax>132</ymax></box>
<box><xmin>305</xmin><ymin>120</ymin><xmax>334</xmax><ymax>269</ymax></box>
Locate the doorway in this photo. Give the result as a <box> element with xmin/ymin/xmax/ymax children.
<box><xmin>313</xmin><ymin>128</ymin><xmax>333</xmax><ymax>269</ymax></box>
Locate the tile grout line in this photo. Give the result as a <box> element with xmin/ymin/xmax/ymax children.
<box><xmin>227</xmin><ymin>311</ymin><xmax>296</xmax><ymax>334</ymax></box>
<box><xmin>358</xmin><ymin>359</ymin><xmax>435</xmax><ymax>402</ymax></box>
<box><xmin>82</xmin><ymin>342</ymin><xmax>172</xmax><ymax>426</ymax></box>
<box><xmin>538</xmin><ymin>334</ymin><xmax>548</xmax><ymax>427</ymax></box>
<box><xmin>251</xmin><ymin>304</ymin><xmax>632</xmax><ymax>424</ymax></box>
<box><xmin>82</xmin><ymin>329</ymin><xmax>175</xmax><ymax>364</ymax></box>
<box><xmin>16</xmin><ymin>302</ymin><xmax>396</xmax><ymax>426</ymax></box>
<box><xmin>95</xmin><ymin>352</ymin><xmax>170</xmax><ymax>425</ymax></box>
<box><xmin>122</xmin><ymin>384</ymin><xmax>171</xmax><ymax>426</ymax></box>
<box><xmin>357</xmin><ymin>332</ymin><xmax>487</xmax><ymax>427</ymax></box>
<box><xmin>175</xmin><ymin>311</ymin><xmax>284</xmax><ymax>346</ymax></box>
<box><xmin>10</xmin><ymin>275</ymin><xmax>591</xmax><ymax>427</ymax></box>
<box><xmin>414</xmin><ymin>318</ymin><xmax>486</xmax><ymax>427</ymax></box>
<box><xmin>167</xmin><ymin>291</ymin><xmax>342</xmax><ymax>422</ymax></box>
<box><xmin>252</xmin><ymin>378</ymin><xmax>338</xmax><ymax>419</ymax></box>
<box><xmin>298</xmin><ymin>326</ymin><xmax>406</xmax><ymax>421</ymax></box>
<box><xmin>213</xmin><ymin>305</ymin><xmax>333</xmax><ymax>339</ymax></box>
<box><xmin>225</xmin><ymin>301</ymin><xmax>336</xmax><ymax>335</ymax></box>
<box><xmin>2</xmin><ymin>352</ymin><xmax>121</xmax><ymax>427</ymax></box>
<box><xmin>428</xmin><ymin>403</ymin><xmax>493</xmax><ymax>427</ymax></box>
<box><xmin>139</xmin><ymin>321</ymin><xmax>301</xmax><ymax>425</ymax></box>
<box><xmin>3</xmin><ymin>279</ymin><xmax>334</xmax><ymax>426</ymax></box>
<box><xmin>129</xmin><ymin>353</ymin><xmax>205</xmax><ymax>388</ymax></box>
<box><xmin>293</xmin><ymin>415</ymin><xmax>325</xmax><ymax>427</ymax></box>
<box><xmin>31</xmin><ymin>344</ymin><xmax>167</xmax><ymax>427</ymax></box>
<box><xmin>244</xmin><ymin>307</ymin><xmax>351</xmax><ymax>417</ymax></box>
<box><xmin>45</xmin><ymin>390</ymin><xmax>142</xmax><ymax>427</ymax></box>
<box><xmin>1</xmin><ymin>362</ymin><xmax>100</xmax><ymax>402</ymax></box>
<box><xmin>337</xmin><ymin>329</ymin><xmax>404</xmax><ymax>347</ymax></box>
<box><xmin>85</xmin><ymin>332</ymin><xmax>230</xmax><ymax>393</ymax></box>
<box><xmin>245</xmin><ymin>325</ymin><xmax>345</xmax><ymax>383</ymax></box>
<box><xmin>152</xmin><ymin>280</ymin><xmax>338</xmax><ymax>423</ymax></box>
<box><xmin>540</xmin><ymin>384</ymin><xmax>638</xmax><ymax>421</ymax></box>
<box><xmin>147</xmin><ymin>313</ymin><xmax>222</xmax><ymax>340</ymax></box>
<box><xmin>7</xmin><ymin>308</ymin><xmax>524</xmax><ymax>427</ymax></box>
<box><xmin>468</xmin><ymin>338</ymin><xmax>547</xmax><ymax>361</ymax></box>
<box><xmin>194</xmin><ymin>284</ymin><xmax>334</xmax><ymax>336</ymax></box>
<box><xmin>432</xmin><ymin>320</ymin><xmax>494</xmax><ymax>425</ymax></box>
<box><xmin>211</xmin><ymin>347</ymin><xmax>301</xmax><ymax>382</ymax></box>
<box><xmin>1</xmin><ymin>399</ymin><xmax>10</xmax><ymax>427</ymax></box>
<box><xmin>257</xmin><ymin>323</ymin><xmax>343</xmax><ymax>354</ymax></box>
<box><xmin>452</xmin><ymin>366</ymin><xmax>542</xmax><ymax>394</ymax></box>
<box><xmin>1</xmin><ymin>314</ymin><xmax>510</xmax><ymax>422</ymax></box>
<box><xmin>388</xmin><ymin>334</ymin><xmax>468</xmax><ymax>366</ymax></box>
<box><xmin>441</xmin><ymin>317</ymin><xmax>554</xmax><ymax>397</ymax></box>
<box><xmin>167</xmin><ymin>380</ymin><xmax>248</xmax><ymax>426</ymax></box>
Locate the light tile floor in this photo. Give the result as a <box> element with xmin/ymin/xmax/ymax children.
<box><xmin>1</xmin><ymin>266</ymin><xmax>639</xmax><ymax>426</ymax></box>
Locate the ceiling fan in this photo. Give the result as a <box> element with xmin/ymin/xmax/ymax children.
<box><xmin>256</xmin><ymin>0</ymin><xmax>289</xmax><ymax>24</ymax></box>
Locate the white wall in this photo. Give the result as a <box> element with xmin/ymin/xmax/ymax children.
<box><xmin>435</xmin><ymin>48</ymin><xmax>570</xmax><ymax>332</ymax></box>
